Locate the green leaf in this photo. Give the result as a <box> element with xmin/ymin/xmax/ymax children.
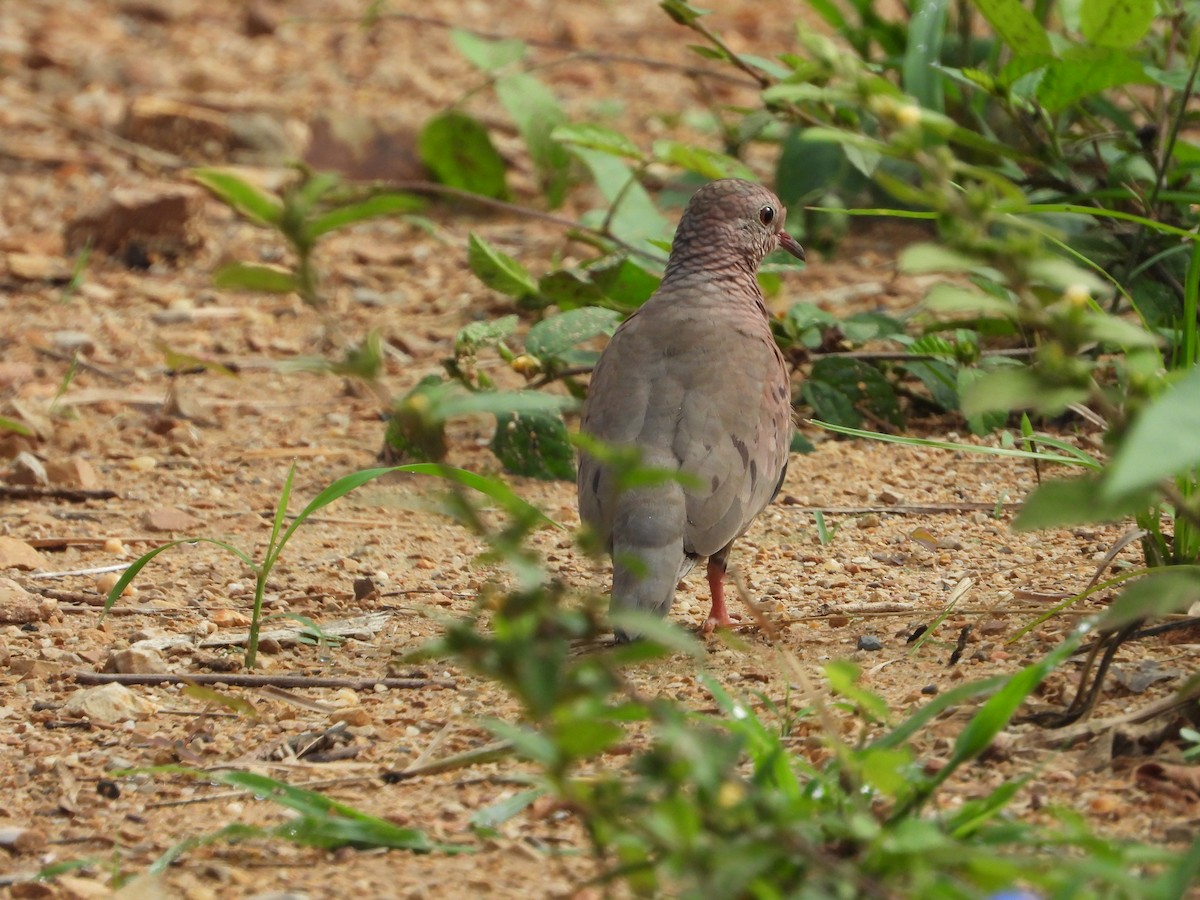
<box><xmin>814</xmin><ymin>420</ymin><xmax>1098</xmax><ymax>466</ymax></box>
<box><xmin>1099</xmin><ymin>567</ymin><xmax>1200</xmax><ymax>630</ymax></box>
<box><xmin>551</xmin><ymin>716</ymin><xmax>624</xmax><ymax>758</ymax></box>
<box><xmin>971</xmin><ymin>0</ymin><xmax>1052</xmax><ymax>55</ymax></box>
<box><xmin>1013</xmin><ymin>473</ymin><xmax>1153</xmax><ymax>531</ymax></box>
<box><xmin>803</xmin><ymin>358</ymin><xmax>902</xmax><ymax>429</ymax></box>
<box><xmin>651</xmin><ymin>140</ymin><xmax>756</xmax><ymax>180</ymax></box>
<box><xmin>105</xmin><ymin>538</ymin><xmax>256</xmax><ymax>616</ymax></box>
<box><xmin>1036</xmin><ymin>47</ymin><xmax>1153</xmax><ymax>111</ymax></box>
<box><xmin>1076</xmin><ymin>311</ymin><xmax>1162</xmax><ymax>349</ymax></box>
<box><xmin>0</xmin><ymin>416</ymin><xmax>33</xmax><ymax>437</ymax></box>
<box><xmin>924</xmin><ymin>282</ymin><xmax>1015</xmax><ymax>316</ymax></box>
<box><xmin>535</xmin><ymin>269</ymin><xmax>606</xmax><ymax>310</ymax></box>
<box><xmin>191</xmin><ymin>168</ymin><xmax>284</xmax><ymax>227</ymax></box>
<box><xmin>434</xmin><ymin>389</ymin><xmax>576</xmax><ymax>421</ymax></box>
<box><xmin>469</xmin><ymin>789</ymin><xmax>542</xmax><ymax>832</ymax></box>
<box><xmin>550</xmin><ymin>123</ymin><xmax>645</xmax><ymax>161</ymax></box>
<box><xmin>455</xmin><ymin>315</ymin><xmax>519</xmax><ymax>355</ymax></box>
<box><xmin>660</xmin><ymin>0</ymin><xmax>708</xmax><ymax>25</ymax></box>
<box><xmin>899</xmin><ymin>243</ymin><xmax>993</xmax><ymax>275</ymax></box>
<box><xmin>450</xmin><ymin>28</ymin><xmax>525</xmax><ymax>71</ymax></box>
<box><xmin>915</xmin><ymin>636</ymin><xmax>1079</xmax><ymax>800</ymax></box>
<box><xmin>960</xmin><ymin>368</ymin><xmax>1087</xmax><ymax>417</ymax></box>
<box><xmin>210</xmin><ymin>770</ymin><xmax>440</xmax><ymax>851</ymax></box>
<box><xmin>490</xmin><ymin>411</ymin><xmax>576</xmax><ymax>481</ymax></box>
<box><xmin>417</xmin><ymin>112</ymin><xmax>507</xmax><ymax>198</ymax></box>
<box><xmin>467</xmin><ymin>233</ymin><xmax>538</xmax><ymax>298</ymax></box>
<box><xmin>1080</xmin><ymin>0</ymin><xmax>1155</xmax><ymax>47</ymax></box>
<box><xmin>1103</xmin><ymin>366</ymin><xmax>1200</xmax><ymax>498</ymax></box>
<box><xmin>305</xmin><ymin>192</ymin><xmax>425</xmax><ymax>240</ymax></box>
<box><xmin>565</xmin><ymin>147</ymin><xmax>670</xmax><ymax>249</ymax></box>
<box><xmin>589</xmin><ymin>257</ymin><xmax>662</xmax><ymax>307</ymax></box>
<box><xmin>213</xmin><ymin>262</ymin><xmax>298</xmax><ymax>294</ymax></box>
<box><xmin>903</xmin><ymin>0</ymin><xmax>948</xmax><ymax>111</ymax></box>
<box><xmin>495</xmin><ymin>73</ymin><xmax>572</xmax><ymax>208</ymax></box>
<box><xmin>526</xmin><ymin>307</ymin><xmax>621</xmax><ymax>367</ymax></box>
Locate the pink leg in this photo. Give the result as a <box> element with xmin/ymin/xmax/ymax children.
<box><xmin>703</xmin><ymin>557</ymin><xmax>734</xmax><ymax>634</ymax></box>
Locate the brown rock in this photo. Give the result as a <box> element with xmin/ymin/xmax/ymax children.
<box><xmin>0</xmin><ymin>825</ymin><xmax>47</xmax><ymax>855</ymax></box>
<box><xmin>141</xmin><ymin>507</ymin><xmax>202</xmax><ymax>532</ymax></box>
<box><xmin>63</xmin><ymin>182</ymin><xmax>204</xmax><ymax>260</ymax></box>
<box><xmin>44</xmin><ymin>456</ymin><xmax>101</xmax><ymax>489</ymax></box>
<box><xmin>211</xmin><ymin>608</ymin><xmax>251</xmax><ymax>628</ymax></box>
<box><xmin>304</xmin><ymin>114</ymin><xmax>428</xmax><ymax>182</ymax></box>
<box><xmin>9</xmin><ymin>659</ymin><xmax>64</xmax><ymax>678</ymax></box>
<box><xmin>104</xmin><ymin>645</ymin><xmax>167</xmax><ymax>674</ymax></box>
<box><xmin>0</xmin><ymin>362</ymin><xmax>36</xmax><ymax>389</ymax></box>
<box><xmin>243</xmin><ymin>2</ymin><xmax>278</xmax><ymax>36</ymax></box>
<box><xmin>0</xmin><ymin>578</ymin><xmax>56</xmax><ymax>623</ymax></box>
<box><xmin>6</xmin><ymin>451</ymin><xmax>48</xmax><ymax>486</ymax></box>
<box><xmin>120</xmin><ymin>96</ymin><xmax>234</xmax><ymax>161</ymax></box>
<box><xmin>62</xmin><ymin>682</ymin><xmax>158</xmax><ymax>723</ymax></box>
<box><xmin>6</xmin><ymin>253</ymin><xmax>71</xmax><ymax>283</ymax></box>
<box><xmin>0</xmin><ymin>538</ymin><xmax>46</xmax><ymax>571</ymax></box>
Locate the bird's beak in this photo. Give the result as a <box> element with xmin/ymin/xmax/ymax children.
<box><xmin>777</xmin><ymin>231</ymin><xmax>806</xmax><ymax>262</ymax></box>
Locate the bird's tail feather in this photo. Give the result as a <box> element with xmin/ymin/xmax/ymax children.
<box><xmin>610</xmin><ymin>482</ymin><xmax>687</xmax><ymax>641</ymax></box>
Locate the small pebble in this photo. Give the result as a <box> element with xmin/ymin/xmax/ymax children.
<box><xmin>103</xmin><ymin>538</ymin><xmax>125</xmax><ymax>555</ymax></box>
<box><xmin>921</xmin><ymin>684</ymin><xmax>938</xmax><ymax>695</ymax></box>
<box><xmin>128</xmin><ymin>455</ymin><xmax>157</xmax><ymax>472</ymax></box>
<box><xmin>856</xmin><ymin>634</ymin><xmax>883</xmax><ymax>651</ymax></box>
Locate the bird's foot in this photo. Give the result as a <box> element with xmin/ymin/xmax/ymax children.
<box><xmin>702</xmin><ymin>608</ymin><xmax>735</xmax><ymax>634</ymax></box>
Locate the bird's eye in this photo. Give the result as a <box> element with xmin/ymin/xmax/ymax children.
<box><xmin>758</xmin><ymin>205</ymin><xmax>775</xmax><ymax>226</ymax></box>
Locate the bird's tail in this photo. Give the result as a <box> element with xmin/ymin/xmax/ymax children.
<box><xmin>610</xmin><ymin>480</ymin><xmax>688</xmax><ymax>642</ymax></box>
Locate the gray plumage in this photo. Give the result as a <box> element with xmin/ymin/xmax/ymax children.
<box><xmin>577</xmin><ymin>178</ymin><xmax>804</xmax><ymax>640</ymax></box>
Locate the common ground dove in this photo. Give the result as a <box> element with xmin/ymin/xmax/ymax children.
<box><xmin>577</xmin><ymin>178</ymin><xmax>804</xmax><ymax>640</ymax></box>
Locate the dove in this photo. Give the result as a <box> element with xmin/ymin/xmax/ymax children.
<box><xmin>577</xmin><ymin>178</ymin><xmax>804</xmax><ymax>641</ymax></box>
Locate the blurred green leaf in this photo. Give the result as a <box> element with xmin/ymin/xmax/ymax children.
<box><xmin>1098</xmin><ymin>566</ymin><xmax>1200</xmax><ymax>630</ymax></box>
<box><xmin>526</xmin><ymin>307</ymin><xmax>621</xmax><ymax>368</ymax></box>
<box><xmin>450</xmin><ymin>28</ymin><xmax>525</xmax><ymax>70</ymax></box>
<box><xmin>903</xmin><ymin>0</ymin><xmax>947</xmax><ymax>111</ymax></box>
<box><xmin>491</xmin><ymin>410</ymin><xmax>576</xmax><ymax>481</ymax></box>
<box><xmin>496</xmin><ymin>73</ymin><xmax>572</xmax><ymax>207</ymax></box>
<box><xmin>803</xmin><ymin>358</ymin><xmax>903</xmax><ymax>429</ymax></box>
<box><xmin>211</xmin><ymin>770</ymin><xmax>442</xmax><ymax>851</ymax></box>
<box><xmin>566</xmin><ymin>147</ymin><xmax>670</xmax><ymax>248</ymax></box>
<box><xmin>1080</xmin><ymin>0</ymin><xmax>1155</xmax><ymax>48</ymax></box>
<box><xmin>469</xmin><ymin>789</ymin><xmax>542</xmax><ymax>832</ymax></box>
<box><xmin>551</xmin><ymin>123</ymin><xmax>645</xmax><ymax>160</ymax></box>
<box><xmin>651</xmin><ymin>140</ymin><xmax>756</xmax><ymax>180</ymax></box>
<box><xmin>1103</xmin><ymin>366</ymin><xmax>1200</xmax><ymax>499</ymax></box>
<box><xmin>971</xmin><ymin>0</ymin><xmax>1052</xmax><ymax>55</ymax></box>
<box><xmin>418</xmin><ymin>112</ymin><xmax>508</xmax><ymax>198</ymax></box>
<box><xmin>0</xmin><ymin>416</ymin><xmax>33</xmax><ymax>437</ymax></box>
<box><xmin>306</xmin><ymin>192</ymin><xmax>425</xmax><ymax>240</ymax></box>
<box><xmin>1036</xmin><ymin>48</ymin><xmax>1153</xmax><ymax>111</ymax></box>
<box><xmin>456</xmin><ymin>315</ymin><xmax>519</xmax><ymax>355</ymax></box>
<box><xmin>213</xmin><ymin>263</ymin><xmax>297</xmax><ymax>294</ymax></box>
<box><xmin>192</xmin><ymin>168</ymin><xmax>283</xmax><ymax>227</ymax></box>
<box><xmin>660</xmin><ymin>0</ymin><xmax>707</xmax><ymax>26</ymax></box>
<box><xmin>536</xmin><ymin>269</ymin><xmax>606</xmax><ymax>310</ymax></box>
<box><xmin>1014</xmin><ymin>473</ymin><xmax>1152</xmax><ymax>531</ymax></box>
<box><xmin>590</xmin><ymin>257</ymin><xmax>662</xmax><ymax>307</ymax></box>
<box><xmin>468</xmin><ymin>233</ymin><xmax>539</xmax><ymax>299</ymax></box>
<box><xmin>960</xmin><ymin>368</ymin><xmax>1087</xmax><ymax>417</ymax></box>
<box><xmin>899</xmin><ymin>243</ymin><xmax>992</xmax><ymax>275</ymax></box>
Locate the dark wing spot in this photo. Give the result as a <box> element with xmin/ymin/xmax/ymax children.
<box><xmin>749</xmin><ymin>458</ymin><xmax>758</xmax><ymax>489</ymax></box>
<box><xmin>771</xmin><ymin>461</ymin><xmax>788</xmax><ymax>502</ymax></box>
<box><xmin>733</xmin><ymin>436</ymin><xmax>749</xmax><ymax>468</ymax></box>
<box><xmin>711</xmin><ymin>475</ymin><xmax>720</xmax><ymax>493</ymax></box>
<box><xmin>591</xmin><ymin>468</ymin><xmax>601</xmax><ymax>495</ymax></box>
